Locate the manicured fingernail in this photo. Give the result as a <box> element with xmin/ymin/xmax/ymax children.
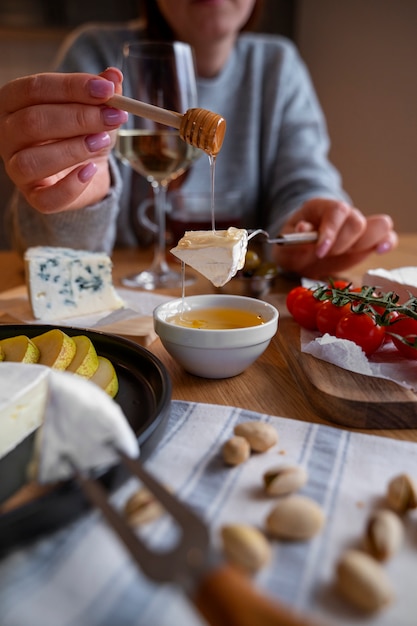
<box><xmin>85</xmin><ymin>132</ymin><xmax>111</xmax><ymax>152</ymax></box>
<box><xmin>89</xmin><ymin>79</ymin><xmax>114</xmax><ymax>99</ymax></box>
<box><xmin>316</xmin><ymin>237</ymin><xmax>332</xmax><ymax>258</ymax></box>
<box><xmin>78</xmin><ymin>162</ymin><xmax>97</xmax><ymax>183</ymax></box>
<box><xmin>376</xmin><ymin>241</ymin><xmax>392</xmax><ymax>254</ymax></box>
<box><xmin>102</xmin><ymin>107</ymin><xmax>128</xmax><ymax>125</ymax></box>
<box><xmin>104</xmin><ymin>68</ymin><xmax>123</xmax><ymax>85</ymax></box>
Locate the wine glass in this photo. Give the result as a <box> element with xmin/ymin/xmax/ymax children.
<box><xmin>116</xmin><ymin>40</ymin><xmax>200</xmax><ymax>290</ymax></box>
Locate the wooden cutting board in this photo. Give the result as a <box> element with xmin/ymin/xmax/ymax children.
<box><xmin>275</xmin><ymin>316</ymin><xmax>417</xmax><ymax>429</ymax></box>
<box><xmin>0</xmin><ymin>285</ymin><xmax>158</xmax><ymax>346</ymax></box>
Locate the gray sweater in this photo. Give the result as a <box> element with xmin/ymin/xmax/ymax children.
<box><xmin>7</xmin><ymin>22</ymin><xmax>349</xmax><ymax>254</ymax></box>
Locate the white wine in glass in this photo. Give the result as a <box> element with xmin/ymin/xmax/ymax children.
<box><xmin>116</xmin><ymin>40</ymin><xmax>201</xmax><ymax>290</ymax></box>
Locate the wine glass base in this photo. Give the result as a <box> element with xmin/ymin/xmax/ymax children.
<box><xmin>121</xmin><ymin>268</ymin><xmax>196</xmax><ymax>290</ymax></box>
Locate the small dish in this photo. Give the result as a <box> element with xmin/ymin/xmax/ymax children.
<box><xmin>154</xmin><ymin>294</ymin><xmax>279</xmax><ymax>378</ymax></box>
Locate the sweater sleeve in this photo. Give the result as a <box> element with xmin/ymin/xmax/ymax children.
<box><xmin>261</xmin><ymin>40</ymin><xmax>351</xmax><ymax>235</ymax></box>
<box><xmin>8</xmin><ymin>154</ymin><xmax>122</xmax><ymax>255</ymax></box>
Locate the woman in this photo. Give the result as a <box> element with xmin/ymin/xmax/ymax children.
<box><xmin>0</xmin><ymin>0</ymin><xmax>396</xmax><ymax>278</ymax></box>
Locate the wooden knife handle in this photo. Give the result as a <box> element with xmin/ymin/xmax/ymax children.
<box><xmin>193</xmin><ymin>563</ymin><xmax>325</xmax><ymax>626</ymax></box>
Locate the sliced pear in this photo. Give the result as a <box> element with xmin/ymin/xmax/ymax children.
<box><xmin>32</xmin><ymin>329</ymin><xmax>76</xmax><ymax>369</ymax></box>
<box><xmin>0</xmin><ymin>335</ymin><xmax>40</xmax><ymax>363</ymax></box>
<box><xmin>66</xmin><ymin>335</ymin><xmax>99</xmax><ymax>378</ymax></box>
<box><xmin>89</xmin><ymin>356</ymin><xmax>119</xmax><ymax>398</ymax></box>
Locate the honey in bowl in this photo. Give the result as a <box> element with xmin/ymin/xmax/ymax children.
<box><xmin>167</xmin><ymin>307</ymin><xmax>265</xmax><ymax>329</ymax></box>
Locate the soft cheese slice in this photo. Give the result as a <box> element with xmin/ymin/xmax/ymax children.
<box><xmin>170</xmin><ymin>227</ymin><xmax>248</xmax><ymax>287</ymax></box>
<box><xmin>363</xmin><ymin>267</ymin><xmax>417</xmax><ymax>303</ymax></box>
<box><xmin>24</xmin><ymin>246</ymin><xmax>124</xmax><ymax>321</ymax></box>
<box><xmin>0</xmin><ymin>363</ymin><xmax>138</xmax><ymax>484</ymax></box>
<box><xmin>32</xmin><ymin>367</ymin><xmax>139</xmax><ymax>483</ymax></box>
<box><xmin>0</xmin><ymin>364</ymin><xmax>49</xmax><ymax>459</ymax></box>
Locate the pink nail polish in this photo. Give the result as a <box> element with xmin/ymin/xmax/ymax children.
<box><xmin>102</xmin><ymin>108</ymin><xmax>128</xmax><ymax>126</ymax></box>
<box><xmin>85</xmin><ymin>132</ymin><xmax>111</xmax><ymax>152</ymax></box>
<box><xmin>78</xmin><ymin>162</ymin><xmax>97</xmax><ymax>183</ymax></box>
<box><xmin>376</xmin><ymin>241</ymin><xmax>392</xmax><ymax>254</ymax></box>
<box><xmin>316</xmin><ymin>237</ymin><xmax>332</xmax><ymax>258</ymax></box>
<box><xmin>89</xmin><ymin>79</ymin><xmax>114</xmax><ymax>99</ymax></box>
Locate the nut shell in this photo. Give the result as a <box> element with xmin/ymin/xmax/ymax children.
<box><xmin>222</xmin><ymin>436</ymin><xmax>250</xmax><ymax>466</ymax></box>
<box><xmin>364</xmin><ymin>509</ymin><xmax>404</xmax><ymax>561</ymax></box>
<box><xmin>124</xmin><ymin>487</ymin><xmax>166</xmax><ymax>526</ymax></box>
<box><xmin>265</xmin><ymin>495</ymin><xmax>325</xmax><ymax>540</ymax></box>
<box><xmin>263</xmin><ymin>464</ymin><xmax>308</xmax><ymax>496</ymax></box>
<box><xmin>234</xmin><ymin>421</ymin><xmax>278</xmax><ymax>452</ymax></box>
<box><xmin>386</xmin><ymin>473</ymin><xmax>417</xmax><ymax>514</ymax></box>
<box><xmin>221</xmin><ymin>524</ymin><xmax>271</xmax><ymax>574</ymax></box>
<box><xmin>336</xmin><ymin>549</ymin><xmax>394</xmax><ymax>612</ymax></box>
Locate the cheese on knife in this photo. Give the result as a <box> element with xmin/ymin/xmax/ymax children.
<box><xmin>170</xmin><ymin>227</ymin><xmax>248</xmax><ymax>287</ymax></box>
<box><xmin>24</xmin><ymin>246</ymin><xmax>124</xmax><ymax>321</ymax></box>
<box><xmin>0</xmin><ymin>363</ymin><xmax>139</xmax><ymax>483</ymax></box>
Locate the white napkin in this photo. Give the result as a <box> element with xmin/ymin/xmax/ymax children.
<box><xmin>1</xmin><ymin>401</ymin><xmax>416</xmax><ymax>626</ymax></box>
<box><xmin>301</xmin><ymin>329</ymin><xmax>417</xmax><ymax>392</ymax></box>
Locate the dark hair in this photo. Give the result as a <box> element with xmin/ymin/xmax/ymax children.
<box><xmin>141</xmin><ymin>0</ymin><xmax>265</xmax><ymax>40</ymax></box>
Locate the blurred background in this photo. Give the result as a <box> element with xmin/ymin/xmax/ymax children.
<box><xmin>1</xmin><ymin>0</ymin><xmax>416</xmax><ymax>245</ymax></box>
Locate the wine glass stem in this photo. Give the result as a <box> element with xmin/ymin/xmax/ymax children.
<box><xmin>149</xmin><ymin>182</ymin><xmax>170</xmax><ymax>275</ymax></box>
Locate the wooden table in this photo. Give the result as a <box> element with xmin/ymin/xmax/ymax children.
<box><xmin>1</xmin><ymin>234</ymin><xmax>416</xmax><ymax>442</ymax></box>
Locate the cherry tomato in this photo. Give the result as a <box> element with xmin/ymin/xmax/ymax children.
<box><xmin>388</xmin><ymin>317</ymin><xmax>417</xmax><ymax>359</ymax></box>
<box><xmin>316</xmin><ymin>301</ymin><xmax>352</xmax><ymax>336</ymax></box>
<box><xmin>335</xmin><ymin>312</ymin><xmax>385</xmax><ymax>356</ymax></box>
<box><xmin>330</xmin><ymin>279</ymin><xmax>351</xmax><ymax>290</ymax></box>
<box><xmin>371</xmin><ymin>308</ymin><xmax>399</xmax><ymax>344</ymax></box>
<box><xmin>290</xmin><ymin>289</ymin><xmax>323</xmax><ymax>330</ymax></box>
<box><xmin>286</xmin><ymin>286</ymin><xmax>310</xmax><ymax>315</ymax></box>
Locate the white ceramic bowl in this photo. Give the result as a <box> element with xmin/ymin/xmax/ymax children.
<box><xmin>153</xmin><ymin>294</ymin><xmax>279</xmax><ymax>379</ymax></box>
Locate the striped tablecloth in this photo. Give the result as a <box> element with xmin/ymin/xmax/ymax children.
<box><xmin>1</xmin><ymin>401</ymin><xmax>416</xmax><ymax>626</ymax></box>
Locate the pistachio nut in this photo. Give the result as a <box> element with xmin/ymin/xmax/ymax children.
<box><xmin>234</xmin><ymin>421</ymin><xmax>278</xmax><ymax>453</ymax></box>
<box><xmin>364</xmin><ymin>508</ymin><xmax>404</xmax><ymax>561</ymax></box>
<box><xmin>220</xmin><ymin>523</ymin><xmax>271</xmax><ymax>574</ymax></box>
<box><xmin>222</xmin><ymin>435</ymin><xmax>251</xmax><ymax>466</ymax></box>
<box><xmin>386</xmin><ymin>473</ymin><xmax>417</xmax><ymax>514</ymax></box>
<box><xmin>263</xmin><ymin>464</ymin><xmax>308</xmax><ymax>496</ymax></box>
<box><xmin>336</xmin><ymin>549</ymin><xmax>394</xmax><ymax>612</ymax></box>
<box><xmin>265</xmin><ymin>494</ymin><xmax>325</xmax><ymax>540</ymax></box>
<box><xmin>124</xmin><ymin>486</ymin><xmax>166</xmax><ymax>526</ymax></box>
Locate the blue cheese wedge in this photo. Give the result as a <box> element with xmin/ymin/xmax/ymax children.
<box><xmin>170</xmin><ymin>227</ymin><xmax>248</xmax><ymax>287</ymax></box>
<box><xmin>24</xmin><ymin>246</ymin><xmax>124</xmax><ymax>321</ymax></box>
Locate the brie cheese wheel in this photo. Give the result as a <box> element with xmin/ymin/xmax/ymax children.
<box><xmin>170</xmin><ymin>227</ymin><xmax>248</xmax><ymax>287</ymax></box>
<box><xmin>0</xmin><ymin>363</ymin><xmax>139</xmax><ymax>483</ymax></box>
<box><xmin>363</xmin><ymin>267</ymin><xmax>417</xmax><ymax>303</ymax></box>
<box><xmin>0</xmin><ymin>364</ymin><xmax>49</xmax><ymax>459</ymax></box>
<box><xmin>25</xmin><ymin>246</ymin><xmax>124</xmax><ymax>321</ymax></box>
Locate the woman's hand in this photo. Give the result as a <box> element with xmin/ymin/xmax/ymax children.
<box><xmin>0</xmin><ymin>67</ymin><xmax>127</xmax><ymax>213</ymax></box>
<box><xmin>273</xmin><ymin>198</ymin><xmax>398</xmax><ymax>278</ymax></box>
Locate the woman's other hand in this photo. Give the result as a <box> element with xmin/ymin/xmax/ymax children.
<box><xmin>273</xmin><ymin>197</ymin><xmax>398</xmax><ymax>278</ymax></box>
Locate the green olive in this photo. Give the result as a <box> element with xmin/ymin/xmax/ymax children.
<box><xmin>254</xmin><ymin>262</ymin><xmax>278</xmax><ymax>278</ymax></box>
<box><xmin>243</xmin><ymin>249</ymin><xmax>261</xmax><ymax>273</ymax></box>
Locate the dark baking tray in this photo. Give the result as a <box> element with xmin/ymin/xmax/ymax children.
<box><xmin>0</xmin><ymin>324</ymin><xmax>172</xmax><ymax>554</ymax></box>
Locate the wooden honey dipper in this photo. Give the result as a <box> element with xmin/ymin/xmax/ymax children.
<box><xmin>108</xmin><ymin>93</ymin><xmax>226</xmax><ymax>156</ymax></box>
